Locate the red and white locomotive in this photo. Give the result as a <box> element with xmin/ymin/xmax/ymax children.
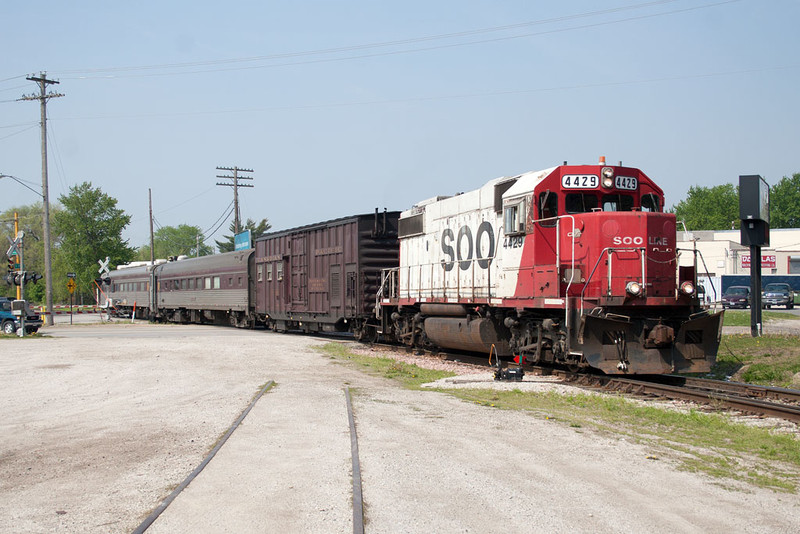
<box><xmin>377</xmin><ymin>159</ymin><xmax>723</xmax><ymax>374</ymax></box>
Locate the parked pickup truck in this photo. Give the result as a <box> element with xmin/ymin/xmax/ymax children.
<box><xmin>762</xmin><ymin>283</ymin><xmax>796</xmax><ymax>309</ymax></box>
<box><xmin>0</xmin><ymin>298</ymin><xmax>43</xmax><ymax>334</ymax></box>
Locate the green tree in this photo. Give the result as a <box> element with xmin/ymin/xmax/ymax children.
<box><xmin>53</xmin><ymin>182</ymin><xmax>135</xmax><ymax>302</ymax></box>
<box><xmin>136</xmin><ymin>224</ymin><xmax>214</xmax><ymax>260</ymax></box>
<box><xmin>215</xmin><ymin>217</ymin><xmax>271</xmax><ymax>253</ymax></box>
<box><xmin>769</xmin><ymin>173</ymin><xmax>800</xmax><ymax>229</ymax></box>
<box><xmin>1</xmin><ymin>203</ymin><xmax>64</xmax><ymax>302</ymax></box>
<box><xmin>671</xmin><ymin>184</ymin><xmax>739</xmax><ymax>231</ymax></box>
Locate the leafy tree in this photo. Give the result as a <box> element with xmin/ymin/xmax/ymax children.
<box><xmin>215</xmin><ymin>217</ymin><xmax>271</xmax><ymax>253</ymax></box>
<box><xmin>769</xmin><ymin>173</ymin><xmax>800</xmax><ymax>229</ymax></box>
<box><xmin>136</xmin><ymin>224</ymin><xmax>214</xmax><ymax>260</ymax></box>
<box><xmin>671</xmin><ymin>184</ymin><xmax>739</xmax><ymax>231</ymax></box>
<box><xmin>1</xmin><ymin>203</ymin><xmax>64</xmax><ymax>301</ymax></box>
<box><xmin>53</xmin><ymin>182</ymin><xmax>135</xmax><ymax>301</ymax></box>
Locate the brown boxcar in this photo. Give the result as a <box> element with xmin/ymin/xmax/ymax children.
<box><xmin>254</xmin><ymin>210</ymin><xmax>399</xmax><ymax>338</ymax></box>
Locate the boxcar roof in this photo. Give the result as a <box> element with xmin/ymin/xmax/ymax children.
<box><xmin>257</xmin><ymin>211</ymin><xmax>401</xmax><ymax>241</ymax></box>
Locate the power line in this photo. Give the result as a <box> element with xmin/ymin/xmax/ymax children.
<box><xmin>56</xmin><ymin>0</ymin><xmax>737</xmax><ymax>80</ymax></box>
<box><xmin>201</xmin><ymin>200</ymin><xmax>235</xmax><ymax>237</ymax></box>
<box><xmin>47</xmin><ymin>63</ymin><xmax>797</xmax><ymax>123</ymax></box>
<box><xmin>0</xmin><ymin>124</ymin><xmax>38</xmax><ymax>141</ymax></box>
<box><xmin>55</xmin><ymin>0</ymin><xmax>684</xmax><ymax>77</ymax></box>
<box><xmin>203</xmin><ymin>204</ymin><xmax>236</xmax><ymax>240</ymax></box>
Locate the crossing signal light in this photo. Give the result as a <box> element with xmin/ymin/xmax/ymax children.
<box><xmin>2</xmin><ymin>273</ymin><xmax>13</xmax><ymax>286</ymax></box>
<box><xmin>25</xmin><ymin>272</ymin><xmax>43</xmax><ymax>284</ymax></box>
<box><xmin>6</xmin><ymin>256</ymin><xmax>14</xmax><ymax>271</ymax></box>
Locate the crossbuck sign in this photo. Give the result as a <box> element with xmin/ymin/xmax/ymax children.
<box><xmin>98</xmin><ymin>256</ymin><xmax>110</xmax><ymax>276</ymax></box>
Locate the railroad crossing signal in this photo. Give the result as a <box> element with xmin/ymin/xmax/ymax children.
<box><xmin>6</xmin><ymin>231</ymin><xmax>23</xmax><ymax>258</ymax></box>
<box><xmin>98</xmin><ymin>256</ymin><xmax>110</xmax><ymax>277</ymax></box>
<box><xmin>67</xmin><ymin>278</ymin><xmax>76</xmax><ymax>294</ymax></box>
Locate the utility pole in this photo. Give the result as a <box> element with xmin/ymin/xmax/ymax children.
<box><xmin>216</xmin><ymin>166</ymin><xmax>253</xmax><ymax>234</ymax></box>
<box><xmin>19</xmin><ymin>72</ymin><xmax>64</xmax><ymax>326</ymax></box>
<box><xmin>14</xmin><ymin>212</ymin><xmax>20</xmax><ymax>301</ymax></box>
<box><xmin>149</xmin><ymin>189</ymin><xmax>155</xmax><ymax>266</ymax></box>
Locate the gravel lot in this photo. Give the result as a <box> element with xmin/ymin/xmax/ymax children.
<box><xmin>1</xmin><ymin>323</ymin><xmax>799</xmax><ymax>533</ymax></box>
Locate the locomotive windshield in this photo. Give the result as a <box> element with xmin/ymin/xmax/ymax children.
<box><xmin>641</xmin><ymin>193</ymin><xmax>661</xmax><ymax>212</ymax></box>
<box><xmin>565</xmin><ymin>193</ymin><xmax>599</xmax><ymax>214</ymax></box>
<box><xmin>602</xmin><ymin>194</ymin><xmax>634</xmax><ymax>212</ymax></box>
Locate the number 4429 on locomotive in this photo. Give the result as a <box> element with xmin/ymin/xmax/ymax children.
<box><xmin>376</xmin><ymin>159</ymin><xmax>723</xmax><ymax>375</ymax></box>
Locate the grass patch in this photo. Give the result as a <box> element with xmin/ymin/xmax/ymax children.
<box><xmin>321</xmin><ymin>342</ymin><xmax>800</xmax><ymax>493</ymax></box>
<box><xmin>722</xmin><ymin>310</ymin><xmax>799</xmax><ymax>327</ymax></box>
<box><xmin>449</xmin><ymin>387</ymin><xmax>800</xmax><ymax>492</ymax></box>
<box><xmin>0</xmin><ymin>331</ymin><xmax>44</xmax><ymax>340</ymax></box>
<box><xmin>319</xmin><ymin>342</ymin><xmax>454</xmax><ymax>389</ymax></box>
<box><xmin>709</xmin><ymin>334</ymin><xmax>800</xmax><ymax>387</ymax></box>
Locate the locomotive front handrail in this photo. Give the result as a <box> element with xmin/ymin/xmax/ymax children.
<box><xmin>580</xmin><ymin>246</ymin><xmax>647</xmax><ymax>316</ymax></box>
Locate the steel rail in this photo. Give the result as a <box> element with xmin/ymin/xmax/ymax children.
<box><xmin>371</xmin><ymin>341</ymin><xmax>800</xmax><ymax>423</ymax></box>
<box><xmin>344</xmin><ymin>387</ymin><xmax>365</xmax><ymax>534</ymax></box>
<box><xmin>594</xmin><ymin>377</ymin><xmax>800</xmax><ymax>423</ymax></box>
<box><xmin>651</xmin><ymin>375</ymin><xmax>800</xmax><ymax>405</ymax></box>
<box><xmin>132</xmin><ymin>380</ymin><xmax>275</xmax><ymax>534</ymax></box>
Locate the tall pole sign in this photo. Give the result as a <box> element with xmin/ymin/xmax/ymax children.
<box><xmin>739</xmin><ymin>175</ymin><xmax>770</xmax><ymax>337</ymax></box>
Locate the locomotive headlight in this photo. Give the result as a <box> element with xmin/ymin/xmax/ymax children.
<box><xmin>626</xmin><ymin>281</ymin><xmax>643</xmax><ymax>297</ymax></box>
<box><xmin>680</xmin><ymin>281</ymin><xmax>695</xmax><ymax>295</ymax></box>
<box><xmin>601</xmin><ymin>167</ymin><xmax>615</xmax><ymax>188</ymax></box>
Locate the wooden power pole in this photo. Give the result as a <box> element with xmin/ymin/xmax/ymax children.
<box><xmin>216</xmin><ymin>166</ymin><xmax>253</xmax><ymax>234</ymax></box>
<box><xmin>19</xmin><ymin>72</ymin><xmax>64</xmax><ymax>325</ymax></box>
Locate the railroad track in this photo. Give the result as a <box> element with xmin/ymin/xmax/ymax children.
<box><xmin>571</xmin><ymin>374</ymin><xmax>800</xmax><ymax>424</ymax></box>
<box><xmin>415</xmin><ymin>347</ymin><xmax>800</xmax><ymax>424</ymax></box>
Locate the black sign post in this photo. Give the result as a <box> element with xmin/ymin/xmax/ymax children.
<box><xmin>739</xmin><ymin>175</ymin><xmax>770</xmax><ymax>337</ymax></box>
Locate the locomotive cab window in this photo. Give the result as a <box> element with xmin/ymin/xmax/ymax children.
<box><xmin>565</xmin><ymin>193</ymin><xmax>599</xmax><ymax>214</ymax></box>
<box><xmin>602</xmin><ymin>194</ymin><xmax>634</xmax><ymax>212</ymax></box>
<box><xmin>641</xmin><ymin>193</ymin><xmax>661</xmax><ymax>212</ymax></box>
<box><xmin>504</xmin><ymin>201</ymin><xmax>526</xmax><ymax>235</ymax></box>
<box><xmin>538</xmin><ymin>191</ymin><xmax>558</xmax><ymax>227</ymax></box>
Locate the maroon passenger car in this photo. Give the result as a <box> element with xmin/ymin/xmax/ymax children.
<box><xmin>254</xmin><ymin>210</ymin><xmax>400</xmax><ymax>339</ymax></box>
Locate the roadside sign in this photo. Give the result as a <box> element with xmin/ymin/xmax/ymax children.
<box><xmin>67</xmin><ymin>272</ymin><xmax>76</xmax><ymax>278</ymax></box>
<box><xmin>67</xmin><ymin>279</ymin><xmax>76</xmax><ymax>294</ymax></box>
<box><xmin>234</xmin><ymin>230</ymin><xmax>251</xmax><ymax>251</ymax></box>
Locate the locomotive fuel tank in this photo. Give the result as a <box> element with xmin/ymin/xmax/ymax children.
<box><xmin>423</xmin><ymin>316</ymin><xmax>512</xmax><ymax>356</ymax></box>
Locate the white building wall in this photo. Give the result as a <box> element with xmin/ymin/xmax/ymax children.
<box><xmin>678</xmin><ymin>228</ymin><xmax>800</xmax><ymax>275</ymax></box>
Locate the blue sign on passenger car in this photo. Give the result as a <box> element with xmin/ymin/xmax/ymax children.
<box><xmin>234</xmin><ymin>230</ymin><xmax>251</xmax><ymax>251</ymax></box>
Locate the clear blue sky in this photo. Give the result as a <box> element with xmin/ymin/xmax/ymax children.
<box><xmin>1</xmin><ymin>0</ymin><xmax>798</xmax><ymax>249</ymax></box>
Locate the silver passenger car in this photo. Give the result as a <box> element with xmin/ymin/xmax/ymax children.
<box><xmin>154</xmin><ymin>249</ymin><xmax>254</xmax><ymax>327</ymax></box>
